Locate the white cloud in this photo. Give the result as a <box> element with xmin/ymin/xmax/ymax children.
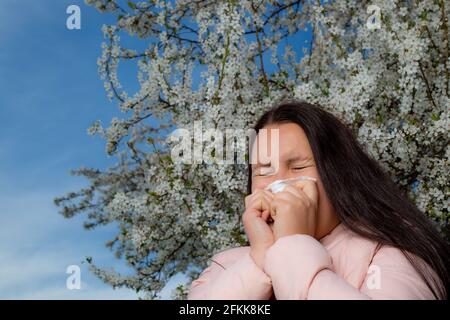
<box><xmin>0</xmin><ymin>0</ymin><xmax>188</xmax><ymax>300</ymax></box>
<box><xmin>0</xmin><ymin>187</ymin><xmax>189</xmax><ymax>300</ymax></box>
<box><xmin>0</xmin><ymin>188</ymin><xmax>139</xmax><ymax>299</ymax></box>
<box><xmin>8</xmin><ymin>283</ymin><xmax>138</xmax><ymax>300</ymax></box>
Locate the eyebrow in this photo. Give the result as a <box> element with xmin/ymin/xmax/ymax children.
<box><xmin>286</xmin><ymin>155</ymin><xmax>309</xmax><ymax>164</ymax></box>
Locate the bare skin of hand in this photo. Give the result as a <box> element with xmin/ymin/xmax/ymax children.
<box><xmin>270</xmin><ymin>180</ymin><xmax>319</xmax><ymax>241</ymax></box>
<box><xmin>243</xmin><ymin>180</ymin><xmax>319</xmax><ymax>269</ymax></box>
<box><xmin>242</xmin><ymin>189</ymin><xmax>275</xmax><ymax>269</ymax></box>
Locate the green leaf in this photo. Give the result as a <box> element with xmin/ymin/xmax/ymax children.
<box><xmin>406</xmin><ymin>115</ymin><xmax>417</xmax><ymax>125</ymax></box>
<box><xmin>127</xmin><ymin>1</ymin><xmax>136</xmax><ymax>10</ymax></box>
<box><xmin>431</xmin><ymin>113</ymin><xmax>440</xmax><ymax>121</ymax></box>
<box><xmin>376</xmin><ymin>113</ymin><xmax>384</xmax><ymax>125</ymax></box>
<box><xmin>354</xmin><ymin>112</ymin><xmax>362</xmax><ymax>124</ymax></box>
<box><xmin>148</xmin><ymin>191</ymin><xmax>159</xmax><ymax>198</ymax></box>
<box><xmin>420</xmin><ymin>11</ymin><xmax>428</xmax><ymax>21</ymax></box>
<box><xmin>185</xmin><ymin>180</ymin><xmax>193</xmax><ymax>188</ymax></box>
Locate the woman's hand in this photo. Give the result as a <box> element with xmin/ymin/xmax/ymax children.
<box><xmin>270</xmin><ymin>180</ymin><xmax>319</xmax><ymax>241</ymax></box>
<box><xmin>243</xmin><ymin>189</ymin><xmax>275</xmax><ymax>269</ymax></box>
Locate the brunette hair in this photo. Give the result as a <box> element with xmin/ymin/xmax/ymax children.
<box><xmin>247</xmin><ymin>100</ymin><xmax>449</xmax><ymax>299</ymax></box>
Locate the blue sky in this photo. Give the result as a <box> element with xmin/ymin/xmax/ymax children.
<box><xmin>0</xmin><ymin>0</ymin><xmax>311</xmax><ymax>299</ymax></box>
<box><xmin>0</xmin><ymin>0</ymin><xmax>181</xmax><ymax>299</ymax></box>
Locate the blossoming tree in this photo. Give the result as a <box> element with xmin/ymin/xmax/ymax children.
<box><xmin>54</xmin><ymin>0</ymin><xmax>449</xmax><ymax>299</ymax></box>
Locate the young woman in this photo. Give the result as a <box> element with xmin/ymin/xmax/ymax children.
<box><xmin>187</xmin><ymin>100</ymin><xmax>449</xmax><ymax>300</ymax></box>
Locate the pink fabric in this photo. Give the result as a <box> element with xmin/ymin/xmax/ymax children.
<box><xmin>187</xmin><ymin>223</ymin><xmax>443</xmax><ymax>300</ymax></box>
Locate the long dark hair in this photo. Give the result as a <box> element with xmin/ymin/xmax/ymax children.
<box><xmin>247</xmin><ymin>100</ymin><xmax>449</xmax><ymax>299</ymax></box>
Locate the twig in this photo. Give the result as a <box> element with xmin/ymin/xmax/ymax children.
<box><xmin>419</xmin><ymin>61</ymin><xmax>439</xmax><ymax>109</ymax></box>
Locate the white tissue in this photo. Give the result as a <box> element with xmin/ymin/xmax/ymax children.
<box><xmin>265</xmin><ymin>176</ymin><xmax>317</xmax><ymax>194</ymax></box>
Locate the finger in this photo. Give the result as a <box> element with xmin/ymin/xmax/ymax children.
<box><xmin>248</xmin><ymin>194</ymin><xmax>272</xmax><ymax>214</ymax></box>
<box><xmin>273</xmin><ymin>187</ymin><xmax>303</xmax><ymax>204</ymax></box>
<box><xmin>256</xmin><ymin>190</ymin><xmax>274</xmax><ymax>210</ymax></box>
<box><xmin>261</xmin><ymin>195</ymin><xmax>273</xmax><ymax>222</ymax></box>
<box><xmin>260</xmin><ymin>193</ymin><xmax>273</xmax><ymax>212</ymax></box>
<box><xmin>244</xmin><ymin>192</ymin><xmax>254</xmax><ymax>208</ymax></box>
<box><xmin>281</xmin><ymin>185</ymin><xmax>304</xmax><ymax>198</ymax></box>
<box><xmin>261</xmin><ymin>209</ymin><xmax>270</xmax><ymax>221</ymax></box>
<box><xmin>269</xmin><ymin>198</ymin><xmax>287</xmax><ymax>219</ymax></box>
<box><xmin>261</xmin><ymin>189</ymin><xmax>274</xmax><ymax>201</ymax></box>
<box><xmin>274</xmin><ymin>190</ymin><xmax>311</xmax><ymax>215</ymax></box>
<box><xmin>245</xmin><ymin>188</ymin><xmax>265</xmax><ymax>208</ymax></box>
<box><xmin>269</xmin><ymin>198</ymin><xmax>278</xmax><ymax>218</ymax></box>
<box><xmin>293</xmin><ymin>180</ymin><xmax>319</xmax><ymax>205</ymax></box>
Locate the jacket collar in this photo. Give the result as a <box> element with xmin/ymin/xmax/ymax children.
<box><xmin>319</xmin><ymin>222</ymin><xmax>347</xmax><ymax>250</ymax></box>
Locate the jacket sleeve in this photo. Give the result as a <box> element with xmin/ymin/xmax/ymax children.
<box><xmin>263</xmin><ymin>234</ymin><xmax>441</xmax><ymax>300</ymax></box>
<box><xmin>187</xmin><ymin>247</ymin><xmax>273</xmax><ymax>300</ymax></box>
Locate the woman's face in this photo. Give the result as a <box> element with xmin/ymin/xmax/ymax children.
<box><xmin>250</xmin><ymin>122</ymin><xmax>339</xmax><ymax>239</ymax></box>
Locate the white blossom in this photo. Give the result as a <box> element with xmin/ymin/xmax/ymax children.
<box><xmin>55</xmin><ymin>0</ymin><xmax>450</xmax><ymax>299</ymax></box>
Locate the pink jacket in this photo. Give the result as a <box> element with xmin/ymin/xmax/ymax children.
<box><xmin>187</xmin><ymin>223</ymin><xmax>442</xmax><ymax>300</ymax></box>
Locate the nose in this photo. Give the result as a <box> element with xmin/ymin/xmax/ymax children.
<box><xmin>263</xmin><ymin>168</ymin><xmax>291</xmax><ymax>188</ymax></box>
